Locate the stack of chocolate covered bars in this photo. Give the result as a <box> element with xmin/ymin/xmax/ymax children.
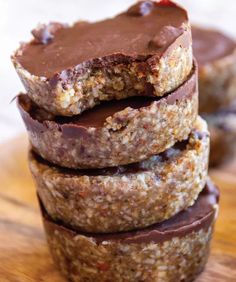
<box><xmin>193</xmin><ymin>26</ymin><xmax>236</xmax><ymax>166</ymax></box>
<box><xmin>13</xmin><ymin>1</ymin><xmax>219</xmax><ymax>281</ymax></box>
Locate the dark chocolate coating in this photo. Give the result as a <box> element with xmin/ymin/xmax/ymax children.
<box><xmin>192</xmin><ymin>26</ymin><xmax>235</xmax><ymax>66</ymax></box>
<box><xmin>15</xmin><ymin>1</ymin><xmax>188</xmax><ymax>78</ymax></box>
<box><xmin>46</xmin><ymin>97</ymin><xmax>155</xmax><ymax>128</ymax></box>
<box><xmin>42</xmin><ymin>180</ymin><xmax>219</xmax><ymax>244</ymax></box>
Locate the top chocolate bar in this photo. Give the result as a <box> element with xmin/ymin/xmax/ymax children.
<box><xmin>12</xmin><ymin>0</ymin><xmax>192</xmax><ymax>116</ymax></box>
<box><xmin>192</xmin><ymin>26</ymin><xmax>235</xmax><ymax>67</ymax></box>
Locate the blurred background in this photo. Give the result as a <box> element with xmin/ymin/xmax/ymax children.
<box><xmin>0</xmin><ymin>0</ymin><xmax>235</xmax><ymax>142</ymax></box>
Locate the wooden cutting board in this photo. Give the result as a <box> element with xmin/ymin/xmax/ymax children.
<box><xmin>0</xmin><ymin>135</ymin><xmax>236</xmax><ymax>282</ymax></box>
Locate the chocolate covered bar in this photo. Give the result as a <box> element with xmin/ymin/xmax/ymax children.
<box><xmin>18</xmin><ymin>62</ymin><xmax>198</xmax><ymax>169</ymax></box>
<box><xmin>193</xmin><ymin>26</ymin><xmax>236</xmax><ymax>113</ymax></box>
<box><xmin>203</xmin><ymin>107</ymin><xmax>236</xmax><ymax>166</ymax></box>
<box><xmin>30</xmin><ymin>116</ymin><xmax>209</xmax><ymax>233</ymax></box>
<box><xmin>41</xmin><ymin>180</ymin><xmax>219</xmax><ymax>282</ymax></box>
<box><xmin>13</xmin><ymin>1</ymin><xmax>192</xmax><ymax>116</ymax></box>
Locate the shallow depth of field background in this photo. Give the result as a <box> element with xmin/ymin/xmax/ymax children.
<box><xmin>0</xmin><ymin>0</ymin><xmax>235</xmax><ymax>142</ymax></box>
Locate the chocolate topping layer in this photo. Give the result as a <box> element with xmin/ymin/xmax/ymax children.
<box><xmin>55</xmin><ymin>97</ymin><xmax>155</xmax><ymax>128</ymax></box>
<box><xmin>193</xmin><ymin>26</ymin><xmax>235</xmax><ymax>66</ymax></box>
<box><xmin>42</xmin><ymin>180</ymin><xmax>219</xmax><ymax>244</ymax></box>
<box><xmin>17</xmin><ymin>61</ymin><xmax>197</xmax><ymax>134</ymax></box>
<box><xmin>15</xmin><ymin>1</ymin><xmax>188</xmax><ymax>78</ymax></box>
<box><xmin>18</xmin><ymin>94</ymin><xmax>156</xmax><ymax>127</ymax></box>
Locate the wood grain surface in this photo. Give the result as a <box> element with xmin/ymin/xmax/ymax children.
<box><xmin>0</xmin><ymin>135</ymin><xmax>236</xmax><ymax>282</ymax></box>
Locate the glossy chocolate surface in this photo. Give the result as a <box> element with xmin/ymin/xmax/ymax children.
<box><xmin>15</xmin><ymin>1</ymin><xmax>188</xmax><ymax>78</ymax></box>
<box><xmin>56</xmin><ymin>96</ymin><xmax>155</xmax><ymax>127</ymax></box>
<box><xmin>42</xmin><ymin>180</ymin><xmax>219</xmax><ymax>244</ymax></box>
<box><xmin>193</xmin><ymin>26</ymin><xmax>235</xmax><ymax>66</ymax></box>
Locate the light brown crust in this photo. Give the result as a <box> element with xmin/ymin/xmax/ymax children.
<box><xmin>12</xmin><ymin>27</ymin><xmax>192</xmax><ymax>116</ymax></box>
<box><xmin>199</xmin><ymin>49</ymin><xmax>236</xmax><ymax>114</ymax></box>
<box><xmin>203</xmin><ymin>110</ymin><xmax>236</xmax><ymax>166</ymax></box>
<box><xmin>30</xmin><ymin>117</ymin><xmax>209</xmax><ymax>233</ymax></box>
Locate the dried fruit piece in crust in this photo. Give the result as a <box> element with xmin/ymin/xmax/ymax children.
<box><xmin>193</xmin><ymin>26</ymin><xmax>236</xmax><ymax>113</ymax></box>
<box><xmin>12</xmin><ymin>1</ymin><xmax>192</xmax><ymax>116</ymax></box>
<box><xmin>17</xmin><ymin>62</ymin><xmax>198</xmax><ymax>169</ymax></box>
<box><xmin>41</xmin><ymin>180</ymin><xmax>219</xmax><ymax>282</ymax></box>
<box><xmin>29</xmin><ymin>116</ymin><xmax>209</xmax><ymax>233</ymax></box>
